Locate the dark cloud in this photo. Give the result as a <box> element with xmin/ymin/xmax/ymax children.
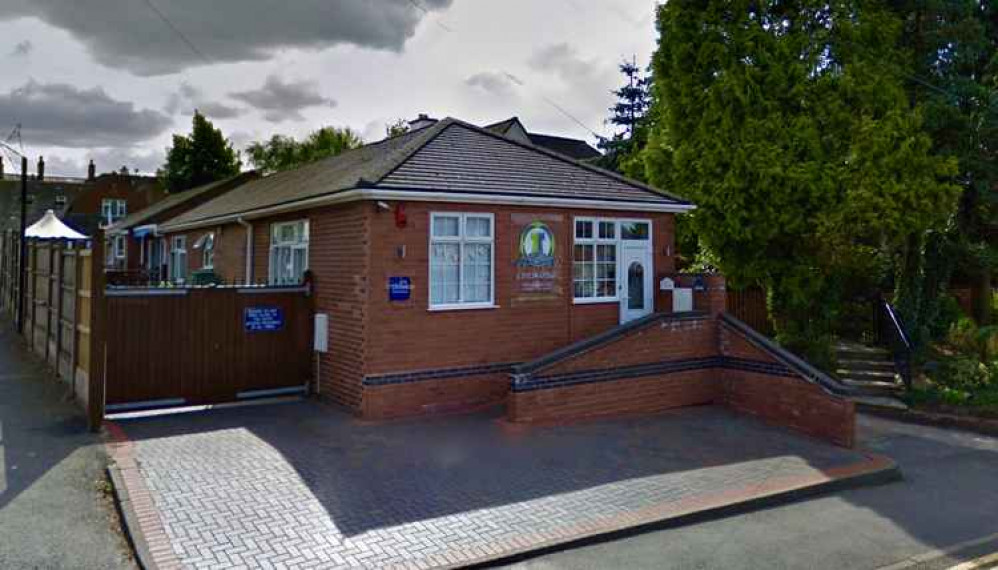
<box><xmin>164</xmin><ymin>82</ymin><xmax>243</xmax><ymax>119</ymax></box>
<box><xmin>10</xmin><ymin>39</ymin><xmax>31</xmax><ymax>56</ymax></box>
<box><xmin>0</xmin><ymin>0</ymin><xmax>453</xmax><ymax>76</ymax></box>
<box><xmin>0</xmin><ymin>80</ymin><xmax>172</xmax><ymax>148</ymax></box>
<box><xmin>465</xmin><ymin>72</ymin><xmax>517</xmax><ymax>98</ymax></box>
<box><xmin>230</xmin><ymin>75</ymin><xmax>335</xmax><ymax>122</ymax></box>
<box><xmin>528</xmin><ymin>43</ymin><xmax>594</xmax><ymax>81</ymax></box>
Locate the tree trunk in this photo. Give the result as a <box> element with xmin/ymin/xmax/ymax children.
<box><xmin>972</xmin><ymin>267</ymin><xmax>992</xmax><ymax>326</ymax></box>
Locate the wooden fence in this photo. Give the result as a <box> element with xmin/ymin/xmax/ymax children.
<box><xmin>0</xmin><ymin>230</ymin><xmax>313</xmax><ymax>426</ymax></box>
<box><xmin>103</xmin><ymin>287</ymin><xmax>313</xmax><ymax>410</ymax></box>
<box><xmin>0</xmin><ymin>235</ymin><xmax>106</xmax><ymax>429</ymax></box>
<box><xmin>0</xmin><ymin>230</ymin><xmax>21</xmax><ymax>323</ymax></box>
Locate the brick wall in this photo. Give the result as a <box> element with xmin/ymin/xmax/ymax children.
<box><xmin>363</xmin><ymin>372</ymin><xmax>509</xmax><ymax>419</ymax></box>
<box><xmin>364</xmin><ymin>202</ymin><xmax>676</xmax><ymax>375</ymax></box>
<box><xmin>722</xmin><ymin>370</ymin><xmax>856</xmax><ymax>448</ymax></box>
<box><xmin>508</xmin><ymin>313</ymin><xmax>857</xmax><ymax>448</ymax></box>
<box><xmin>212</xmin><ymin>224</ymin><xmax>247</xmax><ymax>283</ymax></box>
<box><xmin>308</xmin><ymin>203</ymin><xmax>370</xmax><ymax>409</ymax></box>
<box><xmin>510</xmin><ymin>370</ymin><xmax>719</xmax><ymax>423</ymax></box>
<box><xmin>539</xmin><ymin>317</ymin><xmax>718</xmax><ymax>376</ymax></box>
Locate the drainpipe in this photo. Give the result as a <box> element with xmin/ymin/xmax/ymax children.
<box><xmin>237</xmin><ymin>217</ymin><xmax>253</xmax><ymax>285</ymax></box>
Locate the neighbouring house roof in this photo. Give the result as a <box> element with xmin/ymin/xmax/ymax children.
<box><xmin>107</xmin><ymin>172</ymin><xmax>258</xmax><ymax>235</ymax></box>
<box><xmin>25</xmin><ymin>210</ymin><xmax>88</xmax><ymax>240</ymax></box>
<box><xmin>485</xmin><ymin>117</ymin><xmax>602</xmax><ymax>161</ymax></box>
<box><xmin>160</xmin><ymin>118</ymin><xmax>692</xmax><ymax>232</ymax></box>
<box><xmin>0</xmin><ymin>178</ymin><xmax>89</xmax><ymax>233</ymax></box>
<box><xmin>525</xmin><ymin>133</ymin><xmax>602</xmax><ymax>161</ymax></box>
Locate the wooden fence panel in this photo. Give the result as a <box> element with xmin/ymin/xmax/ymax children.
<box><xmin>59</xmin><ymin>250</ymin><xmax>78</xmax><ymax>380</ymax></box>
<box><xmin>103</xmin><ymin>287</ymin><xmax>312</xmax><ymax>410</ymax></box>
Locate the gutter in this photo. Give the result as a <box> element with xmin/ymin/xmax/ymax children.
<box><xmin>237</xmin><ymin>217</ymin><xmax>253</xmax><ymax>285</ymax></box>
<box><xmin>161</xmin><ymin>188</ymin><xmax>698</xmax><ymax>233</ymax></box>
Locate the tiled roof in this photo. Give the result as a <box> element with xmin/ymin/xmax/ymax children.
<box><xmin>161</xmin><ymin>125</ymin><xmax>441</xmax><ymax>230</ymax></box>
<box><xmin>160</xmin><ymin>118</ymin><xmax>690</xmax><ymax>230</ymax></box>
<box><xmin>107</xmin><ymin>172</ymin><xmax>257</xmax><ymax>232</ymax></box>
<box><xmin>379</xmin><ymin>120</ymin><xmax>685</xmax><ymax>204</ymax></box>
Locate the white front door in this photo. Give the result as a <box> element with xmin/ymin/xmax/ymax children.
<box><xmin>620</xmin><ymin>245</ymin><xmax>653</xmax><ymax>323</ymax></box>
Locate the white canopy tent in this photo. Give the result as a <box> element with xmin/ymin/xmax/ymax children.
<box><xmin>25</xmin><ymin>210</ymin><xmax>88</xmax><ymax>241</ymax></box>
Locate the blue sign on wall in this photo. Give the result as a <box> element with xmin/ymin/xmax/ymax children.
<box><xmin>389</xmin><ymin>277</ymin><xmax>412</xmax><ymax>301</ymax></box>
<box><xmin>244</xmin><ymin>306</ymin><xmax>284</xmax><ymax>332</ymax></box>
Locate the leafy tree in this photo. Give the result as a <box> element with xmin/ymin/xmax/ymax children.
<box><xmin>887</xmin><ymin>1</ymin><xmax>998</xmax><ymax>337</ymax></box>
<box><xmin>639</xmin><ymin>1</ymin><xmax>960</xmax><ymax>364</ymax></box>
<box><xmin>246</xmin><ymin>126</ymin><xmax>362</xmax><ymax>174</ymax></box>
<box><xmin>161</xmin><ymin>111</ymin><xmax>241</xmax><ymax>192</ymax></box>
<box><xmin>385</xmin><ymin>119</ymin><xmax>410</xmax><ymax>138</ymax></box>
<box><xmin>597</xmin><ymin>58</ymin><xmax>652</xmax><ymax>175</ymax></box>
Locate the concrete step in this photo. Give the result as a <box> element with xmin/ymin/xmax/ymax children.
<box><xmin>851</xmin><ymin>395</ymin><xmax>909</xmax><ymax>411</ymax></box>
<box><xmin>837</xmin><ymin>359</ymin><xmax>897</xmax><ymax>373</ymax></box>
<box><xmin>833</xmin><ymin>340</ymin><xmax>891</xmax><ymax>360</ymax></box>
<box><xmin>840</xmin><ymin>378</ymin><xmax>904</xmax><ymax>398</ymax></box>
<box><xmin>835</xmin><ymin>368</ymin><xmax>899</xmax><ymax>382</ymax></box>
<box><xmin>835</xmin><ymin>348</ymin><xmax>892</xmax><ymax>362</ymax></box>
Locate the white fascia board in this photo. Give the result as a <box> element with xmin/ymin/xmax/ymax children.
<box><xmin>160</xmin><ymin>188</ymin><xmax>697</xmax><ymax>232</ymax></box>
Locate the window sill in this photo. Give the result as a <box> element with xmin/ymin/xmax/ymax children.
<box><xmin>572</xmin><ymin>297</ymin><xmax>619</xmax><ymax>305</ymax></box>
<box><xmin>428</xmin><ymin>303</ymin><xmax>500</xmax><ymax>313</ymax></box>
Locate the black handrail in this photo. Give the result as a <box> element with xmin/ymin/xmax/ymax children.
<box><xmin>879</xmin><ymin>299</ymin><xmax>913</xmax><ymax>389</ymax></box>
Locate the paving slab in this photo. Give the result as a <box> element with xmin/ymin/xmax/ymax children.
<box><xmin>107</xmin><ymin>402</ymin><xmax>895</xmax><ymax>569</ymax></box>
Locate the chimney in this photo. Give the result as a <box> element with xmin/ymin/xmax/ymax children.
<box><xmin>408</xmin><ymin>113</ymin><xmax>438</xmax><ymax>131</ymax></box>
<box><xmin>37</xmin><ymin>156</ymin><xmax>45</xmax><ymax>181</ymax></box>
<box><xmin>87</xmin><ymin>159</ymin><xmax>96</xmax><ymax>181</ymax></box>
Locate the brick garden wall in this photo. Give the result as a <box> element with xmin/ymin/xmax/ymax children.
<box><xmin>718</xmin><ymin>322</ymin><xmax>856</xmax><ymax>448</ymax></box>
<box><xmin>510</xmin><ymin>370</ymin><xmax>720</xmax><ymax>423</ymax></box>
<box><xmin>508</xmin><ymin>313</ymin><xmax>857</xmax><ymax>448</ymax></box>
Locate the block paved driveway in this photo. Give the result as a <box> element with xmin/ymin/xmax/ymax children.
<box><xmin>109</xmin><ymin>403</ymin><xmax>882</xmax><ymax>569</ymax></box>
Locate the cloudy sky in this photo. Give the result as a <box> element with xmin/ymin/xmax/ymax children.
<box><xmin>0</xmin><ymin>1</ymin><xmax>658</xmax><ymax>177</ymax></box>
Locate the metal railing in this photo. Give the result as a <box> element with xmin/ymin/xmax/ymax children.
<box><xmin>878</xmin><ymin>299</ymin><xmax>913</xmax><ymax>389</ymax></box>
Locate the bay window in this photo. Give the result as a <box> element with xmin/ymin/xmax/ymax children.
<box><xmin>429</xmin><ymin>213</ymin><xmax>494</xmax><ymax>309</ymax></box>
<box><xmin>269</xmin><ymin>220</ymin><xmax>309</xmax><ymax>285</ymax></box>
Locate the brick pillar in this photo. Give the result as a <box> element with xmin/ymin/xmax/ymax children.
<box><xmin>694</xmin><ymin>274</ymin><xmax>727</xmax><ymax>316</ymax></box>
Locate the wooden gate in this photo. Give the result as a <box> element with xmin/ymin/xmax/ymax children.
<box><xmin>103</xmin><ymin>287</ymin><xmax>313</xmax><ymax>411</ymax></box>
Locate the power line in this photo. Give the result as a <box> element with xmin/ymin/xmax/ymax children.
<box><xmin>501</xmin><ymin>71</ymin><xmax>604</xmax><ymax>139</ymax></box>
<box><xmin>403</xmin><ymin>1</ymin><xmax>606</xmax><ymax>139</ymax></box>
<box><xmin>140</xmin><ymin>0</ymin><xmax>211</xmax><ymax>65</ymax></box>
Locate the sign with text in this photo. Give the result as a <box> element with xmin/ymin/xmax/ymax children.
<box><xmin>511</xmin><ymin>213</ymin><xmax>564</xmax><ymax>305</ymax></box>
<box><xmin>244</xmin><ymin>306</ymin><xmax>284</xmax><ymax>332</ymax></box>
<box><xmin>388</xmin><ymin>276</ymin><xmax>412</xmax><ymax>301</ymax></box>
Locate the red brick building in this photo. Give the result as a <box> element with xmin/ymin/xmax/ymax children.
<box><xmin>153</xmin><ymin>117</ymin><xmax>856</xmax><ymax>445</ymax></box>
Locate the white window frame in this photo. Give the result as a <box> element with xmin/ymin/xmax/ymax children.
<box><xmin>170</xmin><ymin>235</ymin><xmax>187</xmax><ymax>283</ymax></box>
<box><xmin>101</xmin><ymin>198</ymin><xmax>127</xmax><ymax>225</ymax></box>
<box><xmin>113</xmin><ymin>235</ymin><xmax>126</xmax><ymax>261</ymax></box>
<box><xmin>572</xmin><ymin>217</ymin><xmax>653</xmax><ymax>304</ymax></box>
<box><xmin>194</xmin><ymin>232</ymin><xmax>215</xmax><ymax>270</ymax></box>
<box><xmin>268</xmin><ymin>220</ymin><xmax>309</xmax><ymax>286</ymax></box>
<box><xmin>428</xmin><ymin>212</ymin><xmax>496</xmax><ymax>311</ymax></box>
